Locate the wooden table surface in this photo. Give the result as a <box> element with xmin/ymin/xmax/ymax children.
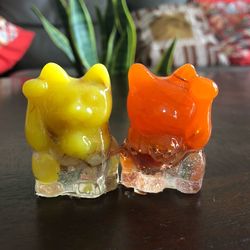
<box><xmin>0</xmin><ymin>68</ymin><xmax>249</xmax><ymax>250</ymax></box>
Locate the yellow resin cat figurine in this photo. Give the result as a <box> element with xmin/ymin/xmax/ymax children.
<box><xmin>23</xmin><ymin>63</ymin><xmax>118</xmax><ymax>198</ymax></box>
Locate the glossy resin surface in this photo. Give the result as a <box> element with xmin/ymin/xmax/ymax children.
<box><xmin>121</xmin><ymin>63</ymin><xmax>218</xmax><ymax>194</ymax></box>
<box><xmin>23</xmin><ymin>63</ymin><xmax>118</xmax><ymax>198</ymax></box>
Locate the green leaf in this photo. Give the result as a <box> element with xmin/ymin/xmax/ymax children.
<box><xmin>95</xmin><ymin>6</ymin><xmax>103</xmax><ymax>28</ymax></box>
<box><xmin>96</xmin><ymin>1</ymin><xmax>116</xmax><ymax>63</ymax></box>
<box><xmin>59</xmin><ymin>0</ymin><xmax>69</xmax><ymax>12</ymax></box>
<box><xmin>69</xmin><ymin>0</ymin><xmax>98</xmax><ymax>69</ymax></box>
<box><xmin>95</xmin><ymin>6</ymin><xmax>106</xmax><ymax>62</ymax></box>
<box><xmin>112</xmin><ymin>0</ymin><xmax>122</xmax><ymax>33</ymax></box>
<box><xmin>32</xmin><ymin>6</ymin><xmax>75</xmax><ymax>62</ymax></box>
<box><xmin>111</xmin><ymin>32</ymin><xmax>130</xmax><ymax>75</ymax></box>
<box><xmin>105</xmin><ymin>26</ymin><xmax>117</xmax><ymax>69</ymax></box>
<box><xmin>154</xmin><ymin>38</ymin><xmax>177</xmax><ymax>76</ymax></box>
<box><xmin>56</xmin><ymin>0</ymin><xmax>69</xmax><ymax>32</ymax></box>
<box><xmin>121</xmin><ymin>0</ymin><xmax>136</xmax><ymax>65</ymax></box>
<box><xmin>110</xmin><ymin>0</ymin><xmax>136</xmax><ymax>74</ymax></box>
<box><xmin>104</xmin><ymin>0</ymin><xmax>115</xmax><ymax>37</ymax></box>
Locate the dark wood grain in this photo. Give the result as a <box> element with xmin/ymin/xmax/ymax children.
<box><xmin>0</xmin><ymin>68</ymin><xmax>249</xmax><ymax>250</ymax></box>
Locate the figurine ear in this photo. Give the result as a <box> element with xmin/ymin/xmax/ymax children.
<box><xmin>128</xmin><ymin>63</ymin><xmax>155</xmax><ymax>91</ymax></box>
<box><xmin>173</xmin><ymin>64</ymin><xmax>197</xmax><ymax>81</ymax></box>
<box><xmin>39</xmin><ymin>62</ymin><xmax>70</xmax><ymax>85</ymax></box>
<box><xmin>22</xmin><ymin>79</ymin><xmax>48</xmax><ymax>98</ymax></box>
<box><xmin>190</xmin><ymin>77</ymin><xmax>219</xmax><ymax>100</ymax></box>
<box><xmin>81</xmin><ymin>64</ymin><xmax>110</xmax><ymax>89</ymax></box>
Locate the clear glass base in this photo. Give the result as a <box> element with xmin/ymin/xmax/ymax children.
<box><xmin>35</xmin><ymin>155</ymin><xmax>119</xmax><ymax>198</ymax></box>
<box><xmin>121</xmin><ymin>150</ymin><xmax>205</xmax><ymax>194</ymax></box>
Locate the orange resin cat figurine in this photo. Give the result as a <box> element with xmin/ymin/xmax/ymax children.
<box><xmin>120</xmin><ymin>63</ymin><xmax>218</xmax><ymax>194</ymax></box>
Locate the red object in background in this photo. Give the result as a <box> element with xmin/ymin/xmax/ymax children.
<box><xmin>0</xmin><ymin>17</ymin><xmax>34</xmax><ymax>74</ymax></box>
<box><xmin>230</xmin><ymin>50</ymin><xmax>250</xmax><ymax>65</ymax></box>
<box><xmin>197</xmin><ymin>0</ymin><xmax>250</xmax><ymax>65</ymax></box>
<box><xmin>195</xmin><ymin>0</ymin><xmax>250</xmax><ymax>3</ymax></box>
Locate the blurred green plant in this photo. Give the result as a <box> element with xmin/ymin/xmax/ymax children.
<box><xmin>33</xmin><ymin>0</ymin><xmax>176</xmax><ymax>76</ymax></box>
<box><xmin>153</xmin><ymin>38</ymin><xmax>176</xmax><ymax>76</ymax></box>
